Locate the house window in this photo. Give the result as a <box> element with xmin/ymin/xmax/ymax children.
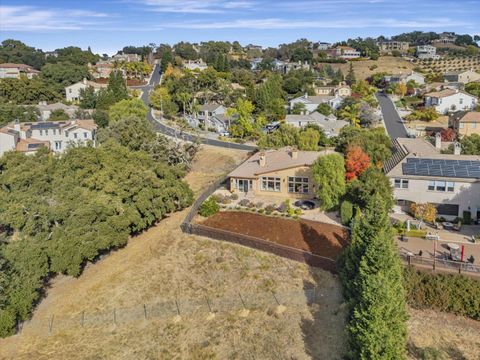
<box><xmin>460</xmin><ymin>123</ymin><xmax>464</xmax><ymax>129</ymax></box>
<box><xmin>45</xmin><ymin>129</ymin><xmax>48</xmax><ymax>135</ymax></box>
<box><xmin>472</xmin><ymin>123</ymin><xmax>477</xmax><ymax>129</ymax></box>
<box><xmin>288</xmin><ymin>177</ymin><xmax>309</xmax><ymax>194</ymax></box>
<box><xmin>69</xmin><ymin>89</ymin><xmax>72</xmax><ymax>93</ymax></box>
<box><xmin>447</xmin><ymin>182</ymin><xmax>455</xmax><ymax>192</ymax></box>
<box><xmin>261</xmin><ymin>177</ymin><xmax>281</xmax><ymax>192</ymax></box>
<box><xmin>428</xmin><ymin>181</ymin><xmax>435</xmax><ymax>191</ymax></box>
<box><xmin>459</xmin><ymin>98</ymin><xmax>463</xmax><ymax>105</ymax></box>
<box><xmin>39</xmin><ymin>129</ymin><xmax>43</xmax><ymax>136</ymax></box>
<box><xmin>53</xmin><ymin>129</ymin><xmax>56</xmax><ymax>135</ymax></box>
<box><xmin>84</xmin><ymin>132</ymin><xmax>88</xmax><ymax>138</ymax></box>
<box><xmin>435</xmin><ymin>181</ymin><xmax>446</xmax><ymax>192</ymax></box>
<box><xmin>74</xmin><ymin>133</ymin><xmax>78</xmax><ymax>139</ymax></box>
<box><xmin>55</xmin><ymin>141</ymin><xmax>62</xmax><ymax>150</ymax></box>
<box><xmin>394</xmin><ymin>179</ymin><xmax>409</xmax><ymax>189</ymax></box>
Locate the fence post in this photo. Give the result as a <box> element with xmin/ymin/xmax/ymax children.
<box><xmin>175</xmin><ymin>299</ymin><xmax>180</xmax><ymax>316</ymax></box>
<box><xmin>48</xmin><ymin>314</ymin><xmax>54</xmax><ymax>334</ymax></box>
<box><xmin>408</xmin><ymin>255</ymin><xmax>411</xmax><ymax>266</ymax></box>
<box><xmin>143</xmin><ymin>304</ymin><xmax>148</xmax><ymax>320</ymax></box>
<box><xmin>238</xmin><ymin>292</ymin><xmax>246</xmax><ymax>309</ymax></box>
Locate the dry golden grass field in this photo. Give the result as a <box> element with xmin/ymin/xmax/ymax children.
<box><xmin>0</xmin><ymin>145</ymin><xmax>478</xmax><ymax>359</ymax></box>
<box><xmin>327</xmin><ymin>56</ymin><xmax>415</xmax><ymax>80</ymax></box>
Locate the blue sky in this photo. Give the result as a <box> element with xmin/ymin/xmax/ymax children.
<box><xmin>1</xmin><ymin>0</ymin><xmax>479</xmax><ymax>55</ymax></box>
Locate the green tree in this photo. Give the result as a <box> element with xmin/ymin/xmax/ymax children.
<box><xmin>346</xmin><ymin>62</ymin><xmax>356</xmax><ymax>86</ymax></box>
<box><xmin>107</xmin><ymin>71</ymin><xmax>128</xmax><ymax>103</ymax></box>
<box><xmin>460</xmin><ymin>134</ymin><xmax>480</xmax><ymax>155</ymax></box>
<box><xmin>298</xmin><ymin>127</ymin><xmax>320</xmax><ymax>151</ymax></box>
<box><xmin>291</xmin><ymin>102</ymin><xmax>307</xmax><ymax>115</ymax></box>
<box><xmin>312</xmin><ymin>153</ymin><xmax>346</xmax><ymax>210</ymax></box>
<box><xmin>228</xmin><ymin>98</ymin><xmax>255</xmax><ymax>138</ymax></box>
<box><xmin>255</xmin><ymin>74</ymin><xmax>286</xmax><ymax>121</ymax></box>
<box><xmin>108</xmin><ymin>98</ymin><xmax>148</xmax><ymax>123</ymax></box>
<box><xmin>79</xmin><ymin>86</ymin><xmax>98</xmax><ymax>109</ymax></box>
<box><xmin>40</xmin><ymin>62</ymin><xmax>89</xmax><ymax>94</ymax></box>
<box><xmin>49</xmin><ymin>109</ymin><xmax>69</xmax><ymax>121</ymax></box>
<box><xmin>161</xmin><ymin>50</ymin><xmax>173</xmax><ymax>73</ymax></box>
<box><xmin>347</xmin><ymin>168</ymin><xmax>394</xmax><ymax>212</ymax></box>
<box><xmin>316</xmin><ymin>103</ymin><xmax>332</xmax><ymax>116</ymax></box>
<box><xmin>92</xmin><ymin>110</ymin><xmax>109</xmax><ymax>128</ymax></box>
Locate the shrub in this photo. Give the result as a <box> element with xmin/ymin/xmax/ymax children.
<box><xmin>198</xmin><ymin>197</ymin><xmax>220</xmax><ymax>217</ymax></box>
<box><xmin>294</xmin><ymin>208</ymin><xmax>302</xmax><ymax>216</ymax></box>
<box><xmin>230</xmin><ymin>193</ymin><xmax>239</xmax><ymax>200</ymax></box>
<box><xmin>463</xmin><ymin>211</ymin><xmax>472</xmax><ymax>225</ymax></box>
<box><xmin>264</xmin><ymin>205</ymin><xmax>276</xmax><ymax>214</ymax></box>
<box><xmin>278</xmin><ymin>199</ymin><xmax>291</xmax><ymax>213</ymax></box>
<box><xmin>239</xmin><ymin>199</ymin><xmax>253</xmax><ymax>207</ymax></box>
<box><xmin>255</xmin><ymin>202</ymin><xmax>264</xmax><ymax>209</ymax></box>
<box><xmin>340</xmin><ymin>200</ymin><xmax>354</xmax><ymax>225</ymax></box>
<box><xmin>404</xmin><ymin>267</ymin><xmax>480</xmax><ymax>320</ymax></box>
<box><xmin>258</xmin><ymin>208</ymin><xmax>265</xmax><ymax>214</ymax></box>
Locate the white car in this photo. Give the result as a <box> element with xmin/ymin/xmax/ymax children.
<box><xmin>219</xmin><ymin>131</ymin><xmax>230</xmax><ymax>137</ymax></box>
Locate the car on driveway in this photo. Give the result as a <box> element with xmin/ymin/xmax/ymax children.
<box><xmin>294</xmin><ymin>200</ymin><xmax>316</xmax><ymax>210</ymax></box>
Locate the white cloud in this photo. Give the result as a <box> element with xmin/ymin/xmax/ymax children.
<box><xmin>138</xmin><ymin>0</ymin><xmax>255</xmax><ymax>13</ymax></box>
<box><xmin>0</xmin><ymin>5</ymin><xmax>110</xmax><ymax>31</ymax></box>
<box><xmin>163</xmin><ymin>17</ymin><xmax>472</xmax><ymax>30</ymax></box>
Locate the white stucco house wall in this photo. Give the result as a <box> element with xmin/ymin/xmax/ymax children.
<box><xmin>65</xmin><ymin>79</ymin><xmax>107</xmax><ymax>102</ymax></box>
<box><xmin>424</xmin><ymin>89</ymin><xmax>478</xmax><ymax>114</ymax></box>
<box><xmin>384</xmin><ymin>137</ymin><xmax>480</xmax><ymax>221</ymax></box>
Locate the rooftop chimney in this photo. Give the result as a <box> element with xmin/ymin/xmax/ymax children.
<box><xmin>454</xmin><ymin>141</ymin><xmax>461</xmax><ymax>155</ymax></box>
<box><xmin>259</xmin><ymin>152</ymin><xmax>266</xmax><ymax>167</ymax></box>
<box><xmin>435</xmin><ymin>132</ymin><xmax>442</xmax><ymax>149</ymax></box>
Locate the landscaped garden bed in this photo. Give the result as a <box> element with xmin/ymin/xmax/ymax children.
<box><xmin>200</xmin><ymin>211</ymin><xmax>349</xmax><ymax>260</ymax></box>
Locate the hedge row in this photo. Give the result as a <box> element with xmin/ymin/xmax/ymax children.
<box><xmin>403</xmin><ymin>267</ymin><xmax>480</xmax><ymax>320</ymax></box>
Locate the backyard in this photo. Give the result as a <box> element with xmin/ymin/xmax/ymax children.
<box><xmin>200</xmin><ymin>211</ymin><xmax>349</xmax><ymax>260</ymax></box>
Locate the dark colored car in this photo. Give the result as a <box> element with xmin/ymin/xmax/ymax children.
<box><xmin>294</xmin><ymin>200</ymin><xmax>316</xmax><ymax>210</ymax></box>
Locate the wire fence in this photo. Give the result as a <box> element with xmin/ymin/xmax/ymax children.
<box><xmin>20</xmin><ymin>287</ymin><xmax>327</xmax><ymax>336</ymax></box>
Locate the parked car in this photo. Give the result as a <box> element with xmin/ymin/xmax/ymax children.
<box><xmin>219</xmin><ymin>131</ymin><xmax>230</xmax><ymax>137</ymax></box>
<box><xmin>294</xmin><ymin>200</ymin><xmax>316</xmax><ymax>210</ymax></box>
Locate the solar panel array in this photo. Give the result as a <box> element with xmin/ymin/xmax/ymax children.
<box><xmin>402</xmin><ymin>158</ymin><xmax>480</xmax><ymax>179</ymax></box>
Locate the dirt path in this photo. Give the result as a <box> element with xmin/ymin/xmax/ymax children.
<box><xmin>0</xmin><ymin>145</ymin><xmax>348</xmax><ymax>360</ymax></box>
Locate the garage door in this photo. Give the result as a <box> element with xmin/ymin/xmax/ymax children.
<box><xmin>435</xmin><ymin>204</ymin><xmax>459</xmax><ymax>217</ymax></box>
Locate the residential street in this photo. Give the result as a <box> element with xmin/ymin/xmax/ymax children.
<box><xmin>376</xmin><ymin>92</ymin><xmax>409</xmax><ymax>139</ymax></box>
<box><xmin>139</xmin><ymin>63</ymin><xmax>256</xmax><ymax>151</ymax></box>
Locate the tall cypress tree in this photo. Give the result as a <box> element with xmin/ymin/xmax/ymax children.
<box><xmin>107</xmin><ymin>70</ymin><xmax>128</xmax><ymax>103</ymax></box>
<box><xmin>346</xmin><ymin>62</ymin><xmax>356</xmax><ymax>86</ymax></box>
<box><xmin>340</xmin><ymin>194</ymin><xmax>408</xmax><ymax>359</ymax></box>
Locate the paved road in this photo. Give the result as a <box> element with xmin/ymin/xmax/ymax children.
<box><xmin>376</xmin><ymin>92</ymin><xmax>409</xmax><ymax>139</ymax></box>
<box><xmin>138</xmin><ymin>63</ymin><xmax>256</xmax><ymax>151</ymax></box>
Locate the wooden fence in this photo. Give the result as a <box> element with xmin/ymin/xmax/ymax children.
<box><xmin>400</xmin><ymin>253</ymin><xmax>480</xmax><ymax>277</ymax></box>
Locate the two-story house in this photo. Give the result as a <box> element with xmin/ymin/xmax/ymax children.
<box><xmin>444</xmin><ymin>70</ymin><xmax>480</xmax><ymax>84</ymax></box>
<box><xmin>384</xmin><ymin>137</ymin><xmax>480</xmax><ymax>221</ymax></box>
<box><xmin>378</xmin><ymin>41</ymin><xmax>410</xmax><ymax>54</ymax></box>
<box><xmin>450</xmin><ymin>111</ymin><xmax>480</xmax><ymax>137</ymax></box>
<box><xmin>328</xmin><ymin>46</ymin><xmax>361</xmax><ymax>60</ymax></box>
<box><xmin>183</xmin><ymin>59</ymin><xmax>208</xmax><ymax>71</ymax></box>
<box><xmin>65</xmin><ymin>78</ymin><xmax>107</xmax><ymax>102</ymax></box>
<box><xmin>289</xmin><ymin>94</ymin><xmax>343</xmax><ymax>113</ymax></box>
<box><xmin>315</xmin><ymin>83</ymin><xmax>352</xmax><ymax>97</ymax></box>
<box><xmin>0</xmin><ymin>120</ymin><xmax>97</xmax><ymax>157</ymax></box>
<box><xmin>228</xmin><ymin>147</ymin><xmax>337</xmax><ymax>199</ymax></box>
<box><xmin>196</xmin><ymin>103</ymin><xmax>229</xmax><ymax>133</ymax></box>
<box><xmin>384</xmin><ymin>71</ymin><xmax>425</xmax><ymax>86</ymax></box>
<box><xmin>424</xmin><ymin>89</ymin><xmax>478</xmax><ymax>114</ymax></box>
<box><xmin>416</xmin><ymin>45</ymin><xmax>439</xmax><ymax>60</ymax></box>
<box><xmin>0</xmin><ymin>63</ymin><xmax>40</xmax><ymax>79</ymax></box>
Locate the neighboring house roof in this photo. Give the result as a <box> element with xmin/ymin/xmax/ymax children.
<box><xmin>36</xmin><ymin>102</ymin><xmax>78</xmax><ymax>112</ymax></box>
<box><xmin>292</xmin><ymin>95</ymin><xmax>336</xmax><ymax>105</ymax></box>
<box><xmin>16</xmin><ymin>138</ymin><xmax>50</xmax><ymax>152</ymax></box>
<box><xmin>228</xmin><ymin>147</ymin><xmax>336</xmax><ymax>178</ymax></box>
<box><xmin>200</xmin><ymin>103</ymin><xmax>223</xmax><ymax>112</ymax></box>
<box><xmin>66</xmin><ymin>79</ymin><xmax>107</xmax><ymax>89</ymax></box>
<box><xmin>424</xmin><ymin>89</ymin><xmax>475</xmax><ymax>99</ymax></box>
<box><xmin>3</xmin><ymin>119</ymin><xmax>97</xmax><ymax>133</ymax></box>
<box><xmin>459</xmin><ymin>112</ymin><xmax>480</xmax><ymax>123</ymax></box>
<box><xmin>0</xmin><ymin>63</ymin><xmax>33</xmax><ymax>69</ymax></box>
<box><xmin>444</xmin><ymin>70</ymin><xmax>475</xmax><ymax>76</ymax></box>
<box><xmin>384</xmin><ymin>138</ymin><xmax>480</xmax><ymax>181</ymax></box>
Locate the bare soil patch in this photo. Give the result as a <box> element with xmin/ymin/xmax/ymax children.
<box><xmin>201</xmin><ymin>211</ymin><xmax>349</xmax><ymax>260</ymax></box>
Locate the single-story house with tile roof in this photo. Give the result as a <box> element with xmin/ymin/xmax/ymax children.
<box><xmin>228</xmin><ymin>147</ymin><xmax>336</xmax><ymax>199</ymax></box>
<box><xmin>285</xmin><ymin>112</ymin><xmax>348</xmax><ymax>137</ymax></box>
<box><xmin>424</xmin><ymin>89</ymin><xmax>478</xmax><ymax>114</ymax></box>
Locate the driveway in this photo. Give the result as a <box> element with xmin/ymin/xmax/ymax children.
<box><xmin>376</xmin><ymin>92</ymin><xmax>408</xmax><ymax>139</ymax></box>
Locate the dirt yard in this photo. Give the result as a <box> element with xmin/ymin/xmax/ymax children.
<box><xmin>407</xmin><ymin>308</ymin><xmax>480</xmax><ymax>359</ymax></box>
<box><xmin>0</xmin><ymin>145</ymin><xmax>348</xmax><ymax>360</ymax></box>
<box><xmin>202</xmin><ymin>211</ymin><xmax>349</xmax><ymax>260</ymax></box>
<box><xmin>327</xmin><ymin>56</ymin><xmax>415</xmax><ymax>80</ymax></box>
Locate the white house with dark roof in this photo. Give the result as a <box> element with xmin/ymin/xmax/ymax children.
<box><xmin>384</xmin><ymin>71</ymin><xmax>425</xmax><ymax>85</ymax></box>
<box><xmin>384</xmin><ymin>137</ymin><xmax>480</xmax><ymax>220</ymax></box>
<box><xmin>0</xmin><ymin>120</ymin><xmax>97</xmax><ymax>157</ymax></box>
<box><xmin>444</xmin><ymin>70</ymin><xmax>480</xmax><ymax>84</ymax></box>
<box><xmin>424</xmin><ymin>89</ymin><xmax>478</xmax><ymax>114</ymax></box>
<box><xmin>65</xmin><ymin>78</ymin><xmax>107</xmax><ymax>102</ymax></box>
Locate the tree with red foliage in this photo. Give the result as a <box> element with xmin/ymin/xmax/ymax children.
<box><xmin>440</xmin><ymin>128</ymin><xmax>456</xmax><ymax>142</ymax></box>
<box><xmin>345</xmin><ymin>145</ymin><xmax>370</xmax><ymax>181</ymax></box>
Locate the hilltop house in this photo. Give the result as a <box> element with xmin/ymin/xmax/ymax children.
<box><xmin>65</xmin><ymin>78</ymin><xmax>107</xmax><ymax>102</ymax></box>
<box><xmin>450</xmin><ymin>111</ymin><xmax>480</xmax><ymax>137</ymax></box>
<box><xmin>0</xmin><ymin>120</ymin><xmax>97</xmax><ymax>157</ymax></box>
<box><xmin>328</xmin><ymin>46</ymin><xmax>361</xmax><ymax>60</ymax></box>
<box><xmin>195</xmin><ymin>103</ymin><xmax>229</xmax><ymax>133</ymax></box>
<box><xmin>228</xmin><ymin>147</ymin><xmax>336</xmax><ymax>199</ymax></box>
<box><xmin>444</xmin><ymin>70</ymin><xmax>480</xmax><ymax>84</ymax></box>
<box><xmin>315</xmin><ymin>83</ymin><xmax>352</xmax><ymax>97</ymax></box>
<box><xmin>111</xmin><ymin>53</ymin><xmax>141</xmax><ymax>62</ymax></box>
<box><xmin>424</xmin><ymin>89</ymin><xmax>478</xmax><ymax>114</ymax></box>
<box><xmin>317</xmin><ymin>42</ymin><xmax>331</xmax><ymax>50</ymax></box>
<box><xmin>378</xmin><ymin>41</ymin><xmax>410</xmax><ymax>54</ymax></box>
<box><xmin>384</xmin><ymin>137</ymin><xmax>480</xmax><ymax>221</ymax></box>
<box><xmin>433</xmin><ymin>32</ymin><xmax>457</xmax><ymax>44</ymax></box>
<box><xmin>0</xmin><ymin>63</ymin><xmax>40</xmax><ymax>79</ymax></box>
<box><xmin>183</xmin><ymin>59</ymin><xmax>208</xmax><ymax>71</ymax></box>
<box><xmin>416</xmin><ymin>45</ymin><xmax>439</xmax><ymax>60</ymax></box>
<box><xmin>285</xmin><ymin>112</ymin><xmax>348</xmax><ymax>137</ymax></box>
<box><xmin>289</xmin><ymin>94</ymin><xmax>343</xmax><ymax>113</ymax></box>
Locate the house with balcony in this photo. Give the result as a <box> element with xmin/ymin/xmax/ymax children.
<box><xmin>0</xmin><ymin>120</ymin><xmax>97</xmax><ymax>157</ymax></box>
<box><xmin>328</xmin><ymin>46</ymin><xmax>361</xmax><ymax>60</ymax></box>
<box><xmin>416</xmin><ymin>45</ymin><xmax>439</xmax><ymax>59</ymax></box>
<box><xmin>378</xmin><ymin>41</ymin><xmax>410</xmax><ymax>54</ymax></box>
<box><xmin>228</xmin><ymin>148</ymin><xmax>336</xmax><ymax>199</ymax></box>
<box><xmin>424</xmin><ymin>89</ymin><xmax>478</xmax><ymax>114</ymax></box>
<box><xmin>384</xmin><ymin>137</ymin><xmax>480</xmax><ymax>221</ymax></box>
